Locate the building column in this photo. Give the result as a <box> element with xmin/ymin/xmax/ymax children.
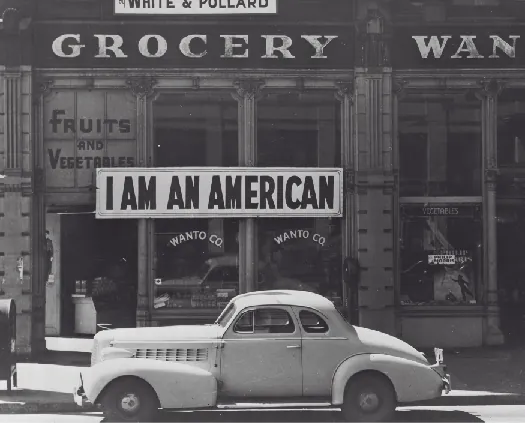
<box><xmin>477</xmin><ymin>79</ymin><xmax>505</xmax><ymax>346</ymax></box>
<box><xmin>354</xmin><ymin>0</ymin><xmax>395</xmax><ymax>335</ymax></box>
<box><xmin>336</xmin><ymin>82</ymin><xmax>356</xmax><ymax>316</ymax></box>
<box><xmin>0</xmin><ymin>66</ymin><xmax>35</xmax><ymax>356</ymax></box>
<box><xmin>233</xmin><ymin>79</ymin><xmax>264</xmax><ymax>294</ymax></box>
<box><xmin>127</xmin><ymin>76</ymin><xmax>157</xmax><ymax>328</ymax></box>
<box><xmin>206</xmin><ymin>107</ymin><xmax>225</xmax><ymax>254</ymax></box>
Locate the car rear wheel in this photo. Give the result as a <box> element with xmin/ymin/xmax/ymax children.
<box><xmin>341</xmin><ymin>372</ymin><xmax>396</xmax><ymax>422</ymax></box>
<box><xmin>100</xmin><ymin>377</ymin><xmax>160</xmax><ymax>422</ymax></box>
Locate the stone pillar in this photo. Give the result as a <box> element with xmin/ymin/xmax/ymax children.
<box><xmin>232</xmin><ymin>79</ymin><xmax>264</xmax><ymax>294</ymax></box>
<box><xmin>206</xmin><ymin>107</ymin><xmax>225</xmax><ymax>254</ymax></box>
<box><xmin>0</xmin><ymin>67</ymin><xmax>35</xmax><ymax>356</ymax></box>
<box><xmin>315</xmin><ymin>105</ymin><xmax>337</xmax><ymax>236</ymax></box>
<box><xmin>336</xmin><ymin>82</ymin><xmax>355</xmax><ymax>315</ymax></box>
<box><xmin>126</xmin><ymin>77</ymin><xmax>157</xmax><ymax>328</ymax></box>
<box><xmin>476</xmin><ymin>79</ymin><xmax>505</xmax><ymax>346</ymax></box>
<box><xmin>354</xmin><ymin>0</ymin><xmax>395</xmax><ymax>335</ymax></box>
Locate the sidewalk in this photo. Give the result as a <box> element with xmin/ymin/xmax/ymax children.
<box><xmin>1</xmin><ymin>346</ymin><xmax>525</xmax><ymax>413</ymax></box>
<box><xmin>0</xmin><ymin>352</ymin><xmax>95</xmax><ymax>414</ymax></box>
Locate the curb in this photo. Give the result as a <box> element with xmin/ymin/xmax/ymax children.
<box><xmin>412</xmin><ymin>394</ymin><xmax>525</xmax><ymax>407</ymax></box>
<box><xmin>0</xmin><ymin>402</ymin><xmax>97</xmax><ymax>414</ymax></box>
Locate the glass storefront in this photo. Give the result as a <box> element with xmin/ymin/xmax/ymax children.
<box><xmin>255</xmin><ymin>92</ymin><xmax>343</xmax><ymax>306</ymax></box>
<box><xmin>498</xmin><ymin>90</ymin><xmax>525</xmax><ymax>167</ymax></box>
<box><xmin>398</xmin><ymin>91</ymin><xmax>482</xmax><ymax>197</ymax></box>
<box><xmin>398</xmin><ymin>91</ymin><xmax>483</xmax><ymax>306</ymax></box>
<box><xmin>152</xmin><ymin>92</ymin><xmax>239</xmax><ymax>311</ymax></box>
<box><xmin>399</xmin><ymin>205</ymin><xmax>482</xmax><ymax>305</ymax></box>
<box><xmin>149</xmin><ymin>89</ymin><xmax>344</xmax><ymax>314</ymax></box>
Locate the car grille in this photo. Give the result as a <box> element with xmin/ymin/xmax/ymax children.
<box><xmin>134</xmin><ymin>348</ymin><xmax>208</xmax><ymax>362</ymax></box>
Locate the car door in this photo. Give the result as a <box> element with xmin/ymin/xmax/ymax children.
<box><xmin>295</xmin><ymin>307</ymin><xmax>352</xmax><ymax>397</ymax></box>
<box><xmin>220</xmin><ymin>306</ymin><xmax>303</xmax><ymax>398</ymax></box>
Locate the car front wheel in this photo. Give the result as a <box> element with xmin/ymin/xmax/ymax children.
<box><xmin>100</xmin><ymin>377</ymin><xmax>160</xmax><ymax>422</ymax></box>
<box><xmin>341</xmin><ymin>372</ymin><xmax>396</xmax><ymax>422</ymax></box>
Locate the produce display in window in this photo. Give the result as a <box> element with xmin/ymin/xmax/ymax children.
<box><xmin>400</xmin><ymin>205</ymin><xmax>482</xmax><ymax>306</ymax></box>
<box><xmin>154</xmin><ymin>255</ymin><xmax>239</xmax><ymax>309</ymax></box>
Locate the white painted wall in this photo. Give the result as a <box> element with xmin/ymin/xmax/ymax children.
<box><xmin>45</xmin><ymin>213</ymin><xmax>61</xmax><ymax>336</ymax></box>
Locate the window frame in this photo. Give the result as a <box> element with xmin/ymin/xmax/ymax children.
<box><xmin>298</xmin><ymin>309</ymin><xmax>330</xmax><ymax>334</ymax></box>
<box><xmin>397</xmin><ymin>91</ymin><xmax>483</xmax><ymax>199</ymax></box>
<box><xmin>230</xmin><ymin>306</ymin><xmax>298</xmax><ymax>336</ymax></box>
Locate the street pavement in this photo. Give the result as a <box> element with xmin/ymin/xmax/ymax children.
<box><xmin>2</xmin><ymin>406</ymin><xmax>525</xmax><ymax>422</ymax></box>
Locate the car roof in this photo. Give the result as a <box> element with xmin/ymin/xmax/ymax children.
<box><xmin>233</xmin><ymin>290</ymin><xmax>337</xmax><ymax>312</ymax></box>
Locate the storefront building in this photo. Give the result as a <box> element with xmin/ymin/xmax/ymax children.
<box><xmin>1</xmin><ymin>0</ymin><xmax>525</xmax><ymax>356</ymax></box>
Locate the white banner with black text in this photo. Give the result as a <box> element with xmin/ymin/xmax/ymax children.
<box><xmin>96</xmin><ymin>167</ymin><xmax>343</xmax><ymax>219</ymax></box>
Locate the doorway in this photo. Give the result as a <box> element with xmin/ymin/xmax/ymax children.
<box><xmin>45</xmin><ymin>212</ymin><xmax>138</xmax><ymax>337</ymax></box>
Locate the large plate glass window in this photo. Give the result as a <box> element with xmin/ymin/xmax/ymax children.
<box><xmin>255</xmin><ymin>91</ymin><xmax>343</xmax><ymax>306</ymax></box>
<box><xmin>496</xmin><ymin>89</ymin><xmax>525</xmax><ymax>339</ymax></box>
<box><xmin>152</xmin><ymin>93</ymin><xmax>239</xmax><ymax>312</ymax></box>
<box><xmin>398</xmin><ymin>90</ymin><xmax>483</xmax><ymax>306</ymax></box>
<box><xmin>398</xmin><ymin>91</ymin><xmax>482</xmax><ymax>197</ymax></box>
<box><xmin>399</xmin><ymin>204</ymin><xmax>482</xmax><ymax>306</ymax></box>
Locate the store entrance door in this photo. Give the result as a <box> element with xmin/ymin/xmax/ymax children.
<box><xmin>45</xmin><ymin>212</ymin><xmax>138</xmax><ymax>338</ymax></box>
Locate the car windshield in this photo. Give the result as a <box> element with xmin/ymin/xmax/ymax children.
<box><xmin>215</xmin><ymin>302</ymin><xmax>236</xmax><ymax>327</ymax></box>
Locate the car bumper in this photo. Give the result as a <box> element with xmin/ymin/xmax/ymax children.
<box><xmin>73</xmin><ymin>374</ymin><xmax>91</xmax><ymax>407</ymax></box>
<box><xmin>431</xmin><ymin>364</ymin><xmax>451</xmax><ymax>394</ymax></box>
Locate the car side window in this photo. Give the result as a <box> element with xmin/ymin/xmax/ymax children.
<box><xmin>233</xmin><ymin>308</ymin><xmax>295</xmax><ymax>334</ymax></box>
<box><xmin>299</xmin><ymin>310</ymin><xmax>329</xmax><ymax>334</ymax></box>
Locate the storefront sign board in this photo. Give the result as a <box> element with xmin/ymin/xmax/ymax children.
<box><xmin>43</xmin><ymin>90</ymin><xmax>137</xmax><ymax>190</ymax></box>
<box><xmin>393</xmin><ymin>27</ymin><xmax>525</xmax><ymax>68</ymax></box>
<box><xmin>96</xmin><ymin>167</ymin><xmax>343</xmax><ymax>219</ymax></box>
<box><xmin>114</xmin><ymin>0</ymin><xmax>278</xmax><ymax>15</ymax></box>
<box><xmin>34</xmin><ymin>23</ymin><xmax>353</xmax><ymax>69</ymax></box>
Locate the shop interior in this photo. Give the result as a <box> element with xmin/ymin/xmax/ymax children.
<box><xmin>45</xmin><ymin>212</ymin><xmax>138</xmax><ymax>337</ymax></box>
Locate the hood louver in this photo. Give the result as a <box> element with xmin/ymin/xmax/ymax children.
<box><xmin>134</xmin><ymin>348</ymin><xmax>208</xmax><ymax>362</ymax></box>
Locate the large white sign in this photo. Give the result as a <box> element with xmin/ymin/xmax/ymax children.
<box><xmin>96</xmin><ymin>167</ymin><xmax>343</xmax><ymax>219</ymax></box>
<box><xmin>114</xmin><ymin>0</ymin><xmax>277</xmax><ymax>15</ymax></box>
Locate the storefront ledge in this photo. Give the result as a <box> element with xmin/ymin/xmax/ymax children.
<box><xmin>398</xmin><ymin>305</ymin><xmax>486</xmax><ymax>318</ymax></box>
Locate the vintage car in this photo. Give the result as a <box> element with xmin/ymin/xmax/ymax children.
<box><xmin>74</xmin><ymin>290</ymin><xmax>450</xmax><ymax>422</ymax></box>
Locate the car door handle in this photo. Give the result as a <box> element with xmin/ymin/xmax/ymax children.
<box><xmin>286</xmin><ymin>345</ymin><xmax>301</xmax><ymax>349</ymax></box>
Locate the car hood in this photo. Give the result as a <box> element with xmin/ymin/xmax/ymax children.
<box><xmin>94</xmin><ymin>324</ymin><xmax>222</xmax><ymax>344</ymax></box>
<box><xmin>353</xmin><ymin>326</ymin><xmax>428</xmax><ymax>365</ymax></box>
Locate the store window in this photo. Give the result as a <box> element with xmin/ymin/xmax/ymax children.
<box><xmin>399</xmin><ymin>204</ymin><xmax>483</xmax><ymax>306</ymax></box>
<box><xmin>255</xmin><ymin>91</ymin><xmax>343</xmax><ymax>306</ymax></box>
<box><xmin>398</xmin><ymin>92</ymin><xmax>482</xmax><ymax>197</ymax></box>
<box><xmin>498</xmin><ymin>90</ymin><xmax>525</xmax><ymax>167</ymax></box>
<box><xmin>152</xmin><ymin>93</ymin><xmax>239</xmax><ymax>311</ymax></box>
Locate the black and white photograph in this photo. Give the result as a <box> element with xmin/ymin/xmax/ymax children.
<box><xmin>1</xmin><ymin>0</ymin><xmax>525</xmax><ymax>422</ymax></box>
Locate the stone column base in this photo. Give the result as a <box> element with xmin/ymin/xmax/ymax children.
<box><xmin>484</xmin><ymin>305</ymin><xmax>505</xmax><ymax>346</ymax></box>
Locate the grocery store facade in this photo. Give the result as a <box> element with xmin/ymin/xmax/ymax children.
<box><xmin>2</xmin><ymin>0</ymin><xmax>525</xmax><ymax>356</ymax></box>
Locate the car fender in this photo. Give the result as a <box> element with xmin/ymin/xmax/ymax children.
<box><xmin>83</xmin><ymin>358</ymin><xmax>217</xmax><ymax>409</ymax></box>
<box><xmin>331</xmin><ymin>353</ymin><xmax>443</xmax><ymax>405</ymax></box>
